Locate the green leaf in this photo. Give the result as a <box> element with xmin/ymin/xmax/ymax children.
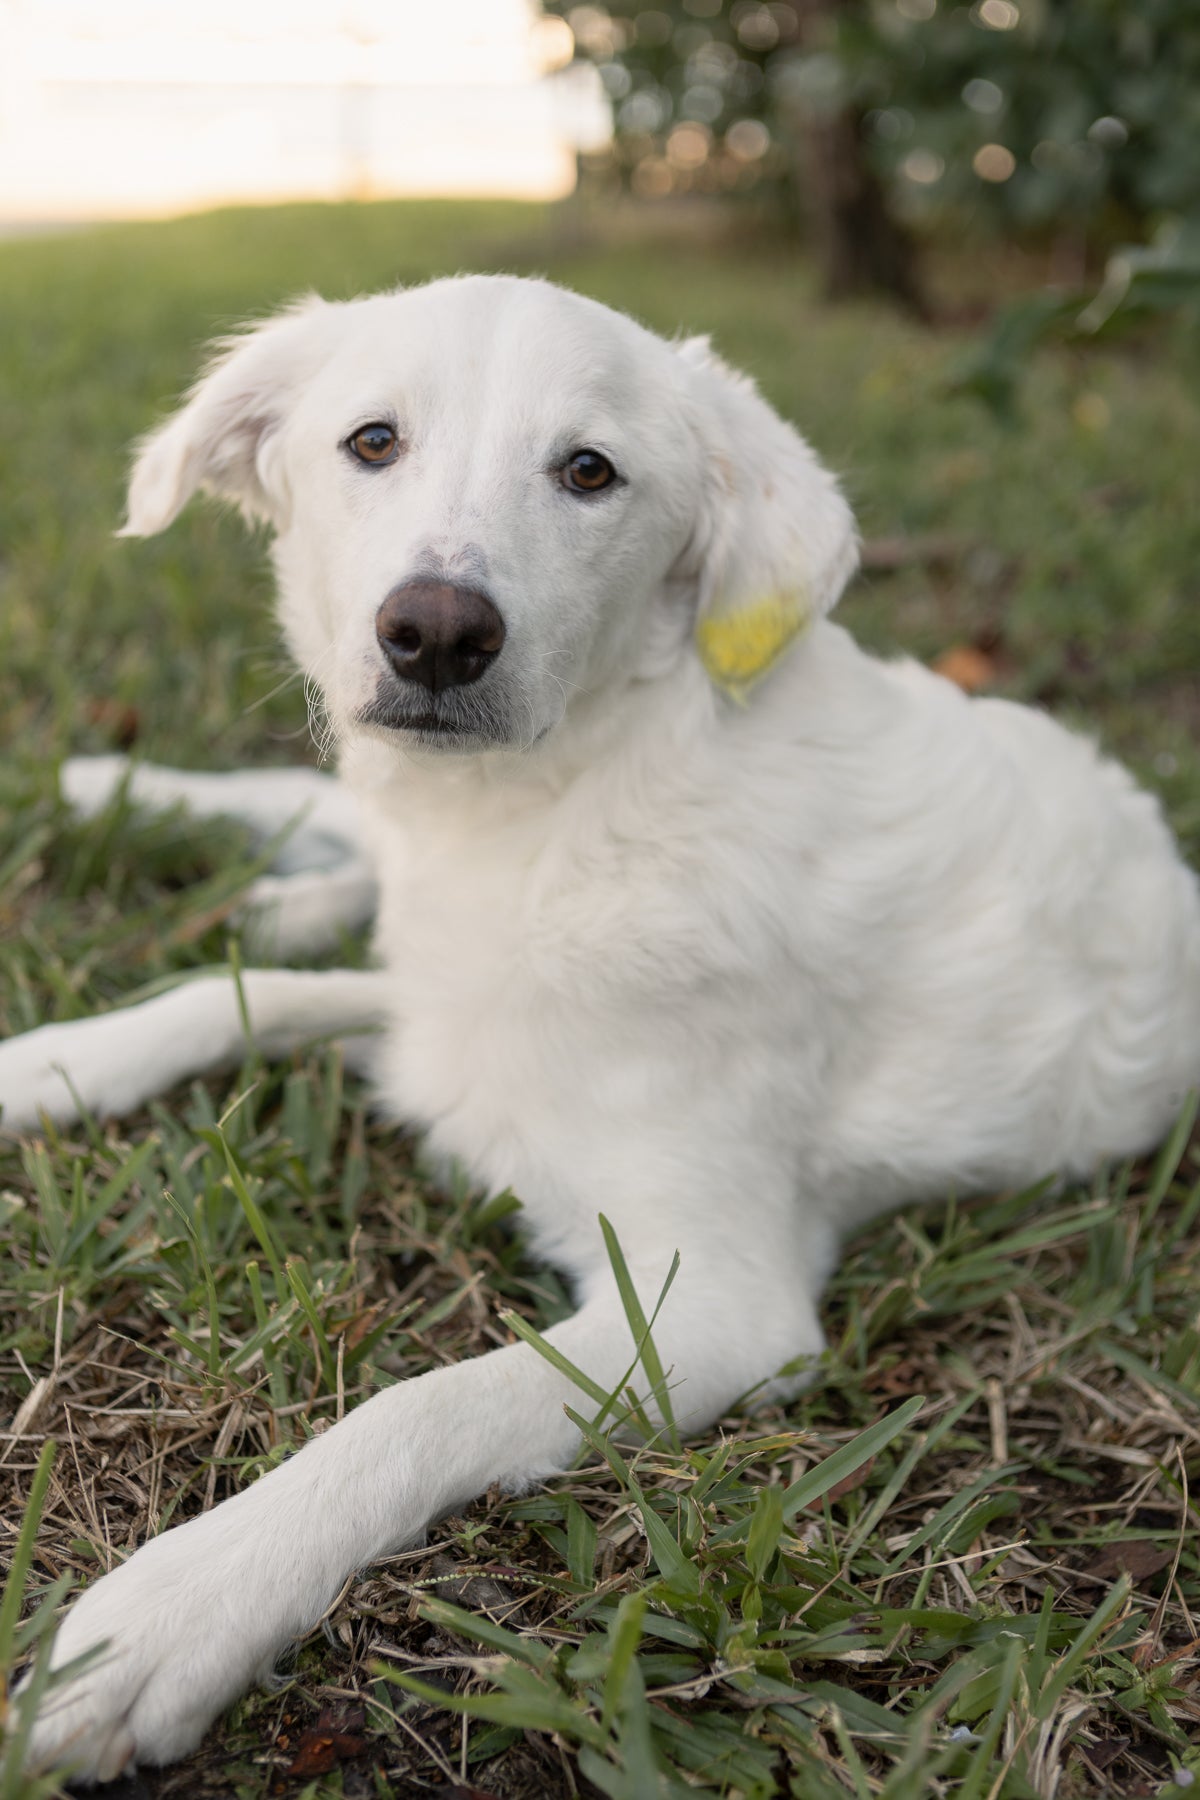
<box><xmin>601</xmin><ymin>1588</ymin><xmax>647</xmax><ymax>1730</ymax></box>
<box><xmin>631</xmin><ymin>1485</ymin><xmax>700</xmax><ymax>1597</ymax></box>
<box><xmin>0</xmin><ymin>1441</ymin><xmax>58</xmax><ymax>1669</ymax></box>
<box><xmin>417</xmin><ymin>1596</ymin><xmax>554</xmax><ymax>1668</ymax></box>
<box><xmin>498</xmin><ymin>1310</ymin><xmax>611</xmax><ymax>1409</ymax></box>
<box><xmin>565</xmin><ymin>1497</ymin><xmax>598</xmax><ymax>1587</ymax></box>
<box><xmin>598</xmin><ymin>1214</ymin><xmax>681</xmax><ymax>1450</ymax></box>
<box><xmin>744</xmin><ymin>1483</ymin><xmax>784</xmax><ymax>1583</ymax></box>
<box><xmin>782</xmin><ymin>1395</ymin><xmax>924</xmax><ymax>1523</ymax></box>
<box><xmin>375</xmin><ymin>1662</ymin><xmax>607</xmax><ymax>1750</ymax></box>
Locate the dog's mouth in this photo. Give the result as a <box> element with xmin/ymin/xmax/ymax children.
<box><xmin>353</xmin><ymin>692</ymin><xmax>503</xmax><ymax>751</ymax></box>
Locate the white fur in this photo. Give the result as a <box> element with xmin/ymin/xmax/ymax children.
<box><xmin>6</xmin><ymin>275</ymin><xmax>1199</xmax><ymax>1781</ymax></box>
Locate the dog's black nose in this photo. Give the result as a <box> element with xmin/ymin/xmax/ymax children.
<box><xmin>375</xmin><ymin>582</ymin><xmax>505</xmax><ymax>693</ymax></box>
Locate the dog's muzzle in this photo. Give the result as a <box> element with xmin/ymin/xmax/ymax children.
<box><xmin>375</xmin><ymin>581</ymin><xmax>505</xmax><ymax>694</ymax></box>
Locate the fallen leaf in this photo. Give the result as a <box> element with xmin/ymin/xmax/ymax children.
<box><xmin>1080</xmin><ymin>1540</ymin><xmax>1173</xmax><ymax>1584</ymax></box>
<box><xmin>340</xmin><ymin>1302</ymin><xmax>384</xmax><ymax>1351</ymax></box>
<box><xmin>421</xmin><ymin>1551</ymin><xmax>517</xmax><ymax>1610</ymax></box>
<box><xmin>864</xmin><ymin>1357</ymin><xmax>926</xmax><ymax>1397</ymax></box>
<box><xmin>827</xmin><ymin>1456</ymin><xmax>877</xmax><ymax>1504</ymax></box>
<box><xmin>433</xmin><ymin>1787</ymin><xmax>505</xmax><ymax>1800</ymax></box>
<box><xmin>84</xmin><ymin>698</ymin><xmax>140</xmax><ymax>749</ymax></box>
<box><xmin>1078</xmin><ymin>1737</ymin><xmax>1129</xmax><ymax>1775</ymax></box>
<box><xmin>283</xmin><ymin>1705</ymin><xmax>366</xmax><ymax>1777</ymax></box>
<box><xmin>796</xmin><ymin>1452</ymin><xmax>877</xmax><ymax>1507</ymax></box>
<box><xmin>932</xmin><ymin>645</ymin><xmax>996</xmax><ymax>693</ymax></box>
<box><xmin>860</xmin><ymin>534</ymin><xmax>971</xmax><ymax>570</ymax></box>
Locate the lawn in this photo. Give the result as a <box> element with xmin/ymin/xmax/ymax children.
<box><xmin>1</xmin><ymin>197</ymin><xmax>1199</xmax><ymax>1800</ymax></box>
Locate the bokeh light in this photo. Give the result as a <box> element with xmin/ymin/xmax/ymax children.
<box><xmin>973</xmin><ymin>142</ymin><xmax>1016</xmax><ymax>182</ymax></box>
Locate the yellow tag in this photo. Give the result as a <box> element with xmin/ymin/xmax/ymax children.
<box><xmin>695</xmin><ymin>592</ymin><xmax>811</xmax><ymax>695</ymax></box>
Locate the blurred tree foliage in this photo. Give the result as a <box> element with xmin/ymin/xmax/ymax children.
<box><xmin>547</xmin><ymin>0</ymin><xmax>1200</xmax><ymax>314</ymax></box>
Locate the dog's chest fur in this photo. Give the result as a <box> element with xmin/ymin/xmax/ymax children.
<box><xmin>341</xmin><ymin>677</ymin><xmax>833</xmax><ymax>1269</ymax></box>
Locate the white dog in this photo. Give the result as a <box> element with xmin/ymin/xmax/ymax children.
<box><xmin>6</xmin><ymin>275</ymin><xmax>1199</xmax><ymax>1782</ymax></box>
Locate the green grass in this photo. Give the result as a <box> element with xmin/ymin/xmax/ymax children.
<box><xmin>2</xmin><ymin>197</ymin><xmax>1200</xmax><ymax>1799</ymax></box>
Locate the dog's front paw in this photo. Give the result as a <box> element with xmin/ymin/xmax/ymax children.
<box><xmin>59</xmin><ymin>754</ymin><xmax>132</xmax><ymax>820</ymax></box>
<box><xmin>22</xmin><ymin>1506</ymin><xmax>312</xmax><ymax>1782</ymax></box>
<box><xmin>0</xmin><ymin>1020</ymin><xmax>90</xmax><ymax>1132</ymax></box>
<box><xmin>240</xmin><ymin>864</ymin><xmax>379</xmax><ymax>958</ymax></box>
<box><xmin>0</xmin><ymin>1011</ymin><xmax>150</xmax><ymax>1132</ymax></box>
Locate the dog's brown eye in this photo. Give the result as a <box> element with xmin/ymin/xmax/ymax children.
<box><xmin>349</xmin><ymin>423</ymin><xmax>398</xmax><ymax>465</ymax></box>
<box><xmin>563</xmin><ymin>450</ymin><xmax>615</xmax><ymax>494</ymax></box>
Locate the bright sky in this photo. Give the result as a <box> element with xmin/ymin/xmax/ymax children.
<box><xmin>0</xmin><ymin>0</ymin><xmax>608</xmax><ymax>223</ymax></box>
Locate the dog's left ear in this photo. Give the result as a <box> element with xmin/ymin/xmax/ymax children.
<box><xmin>119</xmin><ymin>296</ymin><xmax>334</xmax><ymax>537</ymax></box>
<box><xmin>678</xmin><ymin>338</ymin><xmax>858</xmax><ymax>695</ymax></box>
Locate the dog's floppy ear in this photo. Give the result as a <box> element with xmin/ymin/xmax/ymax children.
<box><xmin>119</xmin><ymin>296</ymin><xmax>333</xmax><ymax>537</ymax></box>
<box><xmin>678</xmin><ymin>337</ymin><xmax>858</xmax><ymax>696</ymax></box>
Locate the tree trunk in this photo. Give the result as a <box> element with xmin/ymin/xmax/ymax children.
<box><xmin>786</xmin><ymin>0</ymin><xmax>927</xmax><ymax>314</ymax></box>
<box><xmin>795</xmin><ymin>107</ymin><xmax>926</xmax><ymax>313</ymax></box>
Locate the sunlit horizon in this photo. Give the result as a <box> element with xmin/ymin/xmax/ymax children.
<box><xmin>0</xmin><ymin>0</ymin><xmax>608</xmax><ymax>225</ymax></box>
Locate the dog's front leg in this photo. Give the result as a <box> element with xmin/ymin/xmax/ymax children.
<box><xmin>60</xmin><ymin>757</ymin><xmax>378</xmax><ymax>956</ymax></box>
<box><xmin>23</xmin><ymin>1251</ymin><xmax>825</xmax><ymax>1781</ymax></box>
<box><xmin>0</xmin><ymin>969</ymin><xmax>389</xmax><ymax>1132</ymax></box>
<box><xmin>60</xmin><ymin>758</ymin><xmax>362</xmax><ymax>875</ymax></box>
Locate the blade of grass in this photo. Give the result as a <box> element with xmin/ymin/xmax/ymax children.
<box><xmin>598</xmin><ymin>1215</ymin><xmax>681</xmax><ymax>1451</ymax></box>
<box><xmin>0</xmin><ymin>1442</ymin><xmax>58</xmax><ymax>1672</ymax></box>
<box><xmin>781</xmin><ymin>1395</ymin><xmax>925</xmax><ymax>1525</ymax></box>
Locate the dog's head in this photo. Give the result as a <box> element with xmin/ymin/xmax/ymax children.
<box><xmin>123</xmin><ymin>277</ymin><xmax>857</xmax><ymax>753</ymax></box>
